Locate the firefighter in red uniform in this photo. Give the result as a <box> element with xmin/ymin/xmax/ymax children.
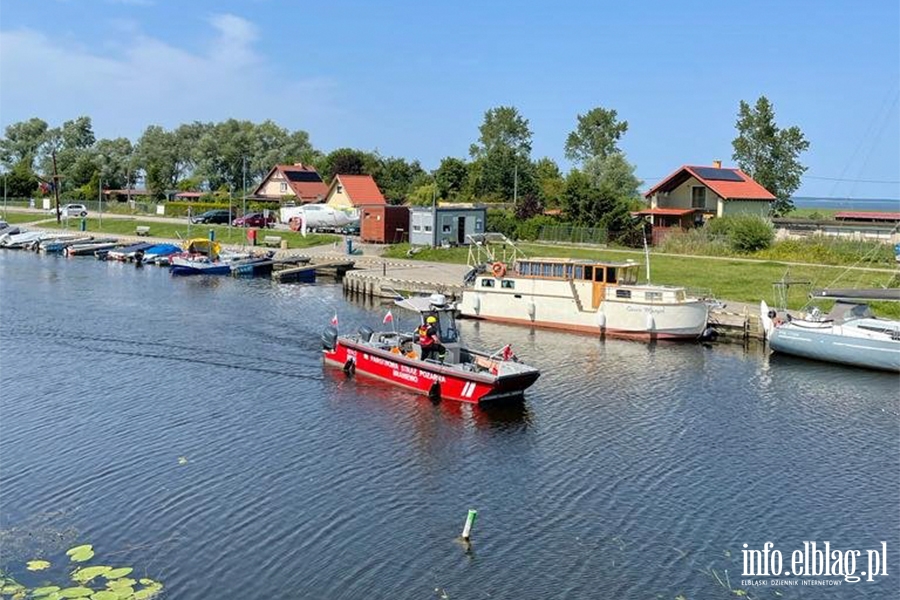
<box><xmin>417</xmin><ymin>315</ymin><xmax>442</xmax><ymax>361</ymax></box>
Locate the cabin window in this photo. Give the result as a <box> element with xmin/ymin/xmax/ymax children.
<box><xmin>481</xmin><ymin>279</ymin><xmax>495</xmax><ymax>288</ymax></box>
<box><xmin>552</xmin><ymin>263</ymin><xmax>564</xmax><ymax>277</ymax></box>
<box><xmin>501</xmin><ymin>280</ymin><xmax>515</xmax><ymax>289</ymax></box>
<box><xmin>583</xmin><ymin>266</ymin><xmax>593</xmax><ymax>280</ymax></box>
<box><xmin>616</xmin><ymin>289</ymin><xmax>632</xmax><ymax>299</ymax></box>
<box><xmin>607</xmin><ymin>268</ymin><xmax>617</xmax><ymax>284</ymax></box>
<box><xmin>691</xmin><ymin>186</ymin><xmax>707</xmax><ymax>209</ymax></box>
<box><xmin>542</xmin><ymin>263</ymin><xmax>552</xmax><ymax>277</ymax></box>
<box><xmin>574</xmin><ymin>266</ymin><xmax>584</xmax><ymax>279</ymax></box>
<box><xmin>564</xmin><ymin>264</ymin><xmax>573</xmax><ymax>279</ymax></box>
<box><xmin>646</xmin><ymin>291</ymin><xmax>663</xmax><ymax>301</ymax></box>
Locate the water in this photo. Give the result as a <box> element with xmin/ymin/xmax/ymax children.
<box><xmin>1</xmin><ymin>251</ymin><xmax>898</xmax><ymax>599</ymax></box>
<box><xmin>792</xmin><ymin>196</ymin><xmax>900</xmax><ymax>212</ymax></box>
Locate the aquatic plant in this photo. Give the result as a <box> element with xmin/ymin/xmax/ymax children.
<box><xmin>0</xmin><ymin>544</ymin><xmax>163</xmax><ymax>600</ymax></box>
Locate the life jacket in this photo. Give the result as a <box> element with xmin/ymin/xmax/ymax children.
<box><xmin>417</xmin><ymin>325</ymin><xmax>433</xmax><ymax>347</ymax></box>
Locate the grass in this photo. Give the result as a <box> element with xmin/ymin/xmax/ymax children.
<box><xmin>1</xmin><ymin>212</ymin><xmax>53</xmax><ymax>224</ymax></box>
<box><xmin>29</xmin><ymin>217</ymin><xmax>338</xmax><ymax>249</ymax></box>
<box><xmin>383</xmin><ymin>243</ymin><xmax>900</xmax><ymax>318</ymax></box>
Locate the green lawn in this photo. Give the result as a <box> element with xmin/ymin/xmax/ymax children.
<box><xmin>1</xmin><ymin>212</ymin><xmax>54</xmax><ymax>224</ymax></box>
<box><xmin>31</xmin><ymin>217</ymin><xmax>339</xmax><ymax>249</ymax></box>
<box><xmin>384</xmin><ymin>243</ymin><xmax>900</xmax><ymax>317</ymax></box>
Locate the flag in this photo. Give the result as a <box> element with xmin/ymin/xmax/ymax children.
<box><xmin>300</xmin><ymin>216</ymin><xmax>308</xmax><ymax>238</ymax></box>
<box><xmin>330</xmin><ymin>313</ymin><xmax>339</xmax><ymax>326</ymax></box>
<box><xmin>501</xmin><ymin>344</ymin><xmax>514</xmax><ymax>361</ymax></box>
<box><xmin>383</xmin><ymin>310</ymin><xmax>394</xmax><ymax>324</ymax></box>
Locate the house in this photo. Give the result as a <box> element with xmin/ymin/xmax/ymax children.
<box><xmin>361</xmin><ymin>205</ymin><xmax>409</xmax><ymax>244</ymax></box>
<box><xmin>641</xmin><ymin>161</ymin><xmax>776</xmax><ymax>227</ymax></box>
<box><xmin>324</xmin><ymin>174</ymin><xmax>386</xmax><ymax>214</ymax></box>
<box><xmin>409</xmin><ymin>205</ymin><xmax>486</xmax><ymax>247</ymax></box>
<box><xmin>252</xmin><ymin>163</ymin><xmax>329</xmax><ymax>204</ymax></box>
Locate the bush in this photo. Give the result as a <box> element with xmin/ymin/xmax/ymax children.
<box><xmin>659</xmin><ymin>228</ymin><xmax>732</xmax><ymax>256</ymax></box>
<box><xmin>516</xmin><ymin>215</ymin><xmax>557</xmax><ymax>241</ymax></box>
<box><xmin>486</xmin><ymin>209</ymin><xmax>518</xmax><ymax>239</ymax></box>
<box><xmin>728</xmin><ymin>215</ymin><xmax>774</xmax><ymax>253</ymax></box>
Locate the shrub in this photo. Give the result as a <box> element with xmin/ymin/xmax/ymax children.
<box><xmin>486</xmin><ymin>209</ymin><xmax>518</xmax><ymax>239</ymax></box>
<box><xmin>516</xmin><ymin>215</ymin><xmax>557</xmax><ymax>241</ymax></box>
<box><xmin>728</xmin><ymin>215</ymin><xmax>775</xmax><ymax>252</ymax></box>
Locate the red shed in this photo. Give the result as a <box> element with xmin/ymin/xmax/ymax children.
<box><xmin>361</xmin><ymin>205</ymin><xmax>409</xmax><ymax>243</ymax></box>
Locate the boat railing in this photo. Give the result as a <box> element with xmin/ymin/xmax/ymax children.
<box><xmin>466</xmin><ymin>233</ymin><xmax>526</xmax><ymax>269</ymax></box>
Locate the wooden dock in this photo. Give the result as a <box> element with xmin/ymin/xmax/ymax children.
<box><xmin>273</xmin><ymin>257</ymin><xmax>356</xmax><ymax>283</ymax></box>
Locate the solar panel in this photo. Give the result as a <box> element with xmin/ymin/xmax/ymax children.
<box><xmin>692</xmin><ymin>167</ymin><xmax>744</xmax><ymax>182</ymax></box>
<box><xmin>285</xmin><ymin>171</ymin><xmax>323</xmax><ymax>183</ymax></box>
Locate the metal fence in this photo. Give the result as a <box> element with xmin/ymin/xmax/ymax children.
<box><xmin>538</xmin><ymin>225</ymin><xmax>608</xmax><ymax>245</ymax></box>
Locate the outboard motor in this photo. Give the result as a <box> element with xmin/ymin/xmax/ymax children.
<box><xmin>358</xmin><ymin>325</ymin><xmax>375</xmax><ymax>342</ymax></box>
<box><xmin>322</xmin><ymin>326</ymin><xmax>338</xmax><ymax>351</ymax></box>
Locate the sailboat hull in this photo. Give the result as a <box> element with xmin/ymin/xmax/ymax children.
<box><xmin>769</xmin><ymin>322</ymin><xmax>900</xmax><ymax>372</ymax></box>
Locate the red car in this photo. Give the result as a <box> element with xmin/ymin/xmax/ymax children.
<box><xmin>232</xmin><ymin>212</ymin><xmax>276</xmax><ymax>228</ymax></box>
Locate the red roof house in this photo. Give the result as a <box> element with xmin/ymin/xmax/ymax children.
<box><xmin>252</xmin><ymin>163</ymin><xmax>329</xmax><ymax>204</ymax></box>
<box><xmin>324</xmin><ymin>174</ymin><xmax>386</xmax><ymax>210</ymax></box>
<box><xmin>643</xmin><ymin>162</ymin><xmax>776</xmax><ymax>226</ymax></box>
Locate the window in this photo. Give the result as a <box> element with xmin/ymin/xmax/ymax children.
<box><xmin>481</xmin><ymin>279</ymin><xmax>495</xmax><ymax>288</ymax></box>
<box><xmin>606</xmin><ymin>268</ymin><xmax>617</xmax><ymax>284</ymax></box>
<box><xmin>412</xmin><ymin>224</ymin><xmax>421</xmax><ymax>232</ymax></box>
<box><xmin>646</xmin><ymin>291</ymin><xmax>663</xmax><ymax>301</ymax></box>
<box><xmin>691</xmin><ymin>186</ymin><xmax>707</xmax><ymax>209</ymax></box>
<box><xmin>552</xmin><ymin>263</ymin><xmax>564</xmax><ymax>277</ymax></box>
<box><xmin>424</xmin><ymin>225</ymin><xmax>432</xmax><ymax>232</ymax></box>
<box><xmin>280</xmin><ymin>182</ymin><xmax>288</xmax><ymax>193</ymax></box>
<box><xmin>475</xmin><ymin>219</ymin><xmax>483</xmax><ymax>231</ymax></box>
<box><xmin>583</xmin><ymin>266</ymin><xmax>593</xmax><ymax>280</ymax></box>
<box><xmin>565</xmin><ymin>264</ymin><xmax>573</xmax><ymax>279</ymax></box>
<box><xmin>442</xmin><ymin>221</ymin><xmax>452</xmax><ymax>233</ymax></box>
<box><xmin>574</xmin><ymin>266</ymin><xmax>584</xmax><ymax>279</ymax></box>
<box><xmin>501</xmin><ymin>280</ymin><xmax>515</xmax><ymax>289</ymax></box>
<box><xmin>616</xmin><ymin>289</ymin><xmax>632</xmax><ymax>299</ymax></box>
<box><xmin>541</xmin><ymin>263</ymin><xmax>552</xmax><ymax>277</ymax></box>
<box><xmin>337</xmin><ymin>184</ymin><xmax>343</xmax><ymax>194</ymax></box>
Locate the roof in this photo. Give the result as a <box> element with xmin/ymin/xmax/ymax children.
<box><xmin>254</xmin><ymin>164</ymin><xmax>328</xmax><ymax>202</ymax></box>
<box><xmin>175</xmin><ymin>192</ymin><xmax>204</xmax><ymax>199</ymax></box>
<box><xmin>834</xmin><ymin>211</ymin><xmax>900</xmax><ymax>222</ymax></box>
<box><xmin>645</xmin><ymin>165</ymin><xmax>776</xmax><ymax>201</ymax></box>
<box><xmin>632</xmin><ymin>208</ymin><xmax>696</xmax><ymax>216</ymax></box>
<box><xmin>331</xmin><ymin>174</ymin><xmax>386</xmax><ymax>206</ymax></box>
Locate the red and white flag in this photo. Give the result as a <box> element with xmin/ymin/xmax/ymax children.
<box><xmin>382</xmin><ymin>310</ymin><xmax>394</xmax><ymax>324</ymax></box>
<box><xmin>501</xmin><ymin>344</ymin><xmax>514</xmax><ymax>361</ymax></box>
<box><xmin>331</xmin><ymin>313</ymin><xmax>339</xmax><ymax>326</ymax></box>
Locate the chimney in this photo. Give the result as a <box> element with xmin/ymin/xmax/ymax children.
<box><xmin>713</xmin><ymin>160</ymin><xmax>722</xmax><ymax>168</ymax></box>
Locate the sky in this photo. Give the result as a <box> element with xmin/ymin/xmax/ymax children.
<box><xmin>1</xmin><ymin>0</ymin><xmax>898</xmax><ymax>199</ymax></box>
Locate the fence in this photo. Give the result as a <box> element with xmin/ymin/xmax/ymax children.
<box><xmin>538</xmin><ymin>225</ymin><xmax>608</xmax><ymax>245</ymax></box>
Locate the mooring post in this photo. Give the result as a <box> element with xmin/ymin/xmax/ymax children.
<box><xmin>461</xmin><ymin>509</ymin><xmax>477</xmax><ymax>541</ymax></box>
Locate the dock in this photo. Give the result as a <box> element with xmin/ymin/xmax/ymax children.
<box><xmin>273</xmin><ymin>256</ymin><xmax>356</xmax><ymax>283</ymax></box>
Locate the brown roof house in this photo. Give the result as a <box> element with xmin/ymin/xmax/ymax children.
<box><xmin>253</xmin><ymin>163</ymin><xmax>329</xmax><ymax>204</ymax></box>
<box><xmin>639</xmin><ymin>161</ymin><xmax>776</xmax><ymax>228</ymax></box>
<box><xmin>324</xmin><ymin>174</ymin><xmax>386</xmax><ymax>213</ymax></box>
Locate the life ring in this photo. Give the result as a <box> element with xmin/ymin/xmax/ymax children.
<box><xmin>491</xmin><ymin>262</ymin><xmax>507</xmax><ymax>278</ymax></box>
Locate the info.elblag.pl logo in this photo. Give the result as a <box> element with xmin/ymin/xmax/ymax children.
<box><xmin>741</xmin><ymin>542</ymin><xmax>889</xmax><ymax>584</ymax></box>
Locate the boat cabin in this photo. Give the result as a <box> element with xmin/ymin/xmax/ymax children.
<box><xmin>512</xmin><ymin>258</ymin><xmax>639</xmax><ymax>286</ymax></box>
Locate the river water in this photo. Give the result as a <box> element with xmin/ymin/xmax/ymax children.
<box><xmin>1</xmin><ymin>250</ymin><xmax>897</xmax><ymax>599</ymax></box>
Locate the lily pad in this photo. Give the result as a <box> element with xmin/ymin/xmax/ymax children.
<box><xmin>90</xmin><ymin>591</ymin><xmax>118</xmax><ymax>600</ymax></box>
<box><xmin>106</xmin><ymin>578</ymin><xmax>136</xmax><ymax>590</ymax></box>
<box><xmin>65</xmin><ymin>545</ymin><xmax>95</xmax><ymax>563</ymax></box>
<box><xmin>102</xmin><ymin>568</ymin><xmax>133</xmax><ymax>580</ymax></box>
<box><xmin>72</xmin><ymin>566</ymin><xmax>112</xmax><ymax>583</ymax></box>
<box><xmin>110</xmin><ymin>586</ymin><xmax>133</xmax><ymax>599</ymax></box>
<box><xmin>137</xmin><ymin>579</ymin><xmax>157</xmax><ymax>586</ymax></box>
<box><xmin>58</xmin><ymin>587</ymin><xmax>94</xmax><ymax>598</ymax></box>
<box><xmin>26</xmin><ymin>559</ymin><xmax>51</xmax><ymax>571</ymax></box>
<box><xmin>32</xmin><ymin>586</ymin><xmax>62</xmax><ymax>597</ymax></box>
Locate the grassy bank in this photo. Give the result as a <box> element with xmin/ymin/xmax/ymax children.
<box><xmin>384</xmin><ymin>243</ymin><xmax>900</xmax><ymax>318</ymax></box>
<box><xmin>30</xmin><ymin>217</ymin><xmax>338</xmax><ymax>249</ymax></box>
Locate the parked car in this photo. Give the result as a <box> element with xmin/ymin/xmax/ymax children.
<box><xmin>232</xmin><ymin>212</ymin><xmax>276</xmax><ymax>228</ymax></box>
<box><xmin>60</xmin><ymin>203</ymin><xmax>88</xmax><ymax>218</ymax></box>
<box><xmin>190</xmin><ymin>209</ymin><xmax>233</xmax><ymax>224</ymax></box>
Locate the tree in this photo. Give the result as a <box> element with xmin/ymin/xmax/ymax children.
<box><xmin>533</xmin><ymin>157</ymin><xmax>564</xmax><ymax>208</ymax></box>
<box><xmin>732</xmin><ymin>96</ymin><xmax>810</xmax><ymax>216</ymax></box>
<box><xmin>469</xmin><ymin>106</ymin><xmax>532</xmax><ymax>160</ymax></box>
<box><xmin>0</xmin><ymin>118</ymin><xmax>50</xmax><ymax>170</ymax></box>
<box><xmin>564</xmin><ymin>107</ymin><xmax>628</xmax><ymax>164</ymax></box>
<box><xmin>373</xmin><ymin>156</ymin><xmax>425</xmax><ymax>204</ymax></box>
<box><xmin>434</xmin><ymin>157</ymin><xmax>469</xmax><ymax>201</ymax></box>
<box><xmin>582</xmin><ymin>153</ymin><xmax>642</xmax><ymax>199</ymax></box>
<box><xmin>320</xmin><ymin>148</ymin><xmax>375</xmax><ymax>181</ymax></box>
<box><xmin>3</xmin><ymin>160</ymin><xmax>38</xmax><ymax>197</ymax></box>
<box><xmin>561</xmin><ymin>170</ymin><xmax>598</xmax><ymax>224</ymax></box>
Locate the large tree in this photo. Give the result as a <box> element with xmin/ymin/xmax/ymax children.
<box><xmin>373</xmin><ymin>156</ymin><xmax>425</xmax><ymax>204</ymax></box>
<box><xmin>434</xmin><ymin>157</ymin><xmax>469</xmax><ymax>201</ymax></box>
<box><xmin>0</xmin><ymin>118</ymin><xmax>50</xmax><ymax>170</ymax></box>
<box><xmin>469</xmin><ymin>106</ymin><xmax>532</xmax><ymax>160</ymax></box>
<box><xmin>732</xmin><ymin>96</ymin><xmax>810</xmax><ymax>216</ymax></box>
<box><xmin>564</xmin><ymin>107</ymin><xmax>628</xmax><ymax>164</ymax></box>
<box><xmin>582</xmin><ymin>153</ymin><xmax>642</xmax><ymax>199</ymax></box>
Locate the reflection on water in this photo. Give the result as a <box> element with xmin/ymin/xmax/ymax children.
<box><xmin>1</xmin><ymin>251</ymin><xmax>897</xmax><ymax>600</ymax></box>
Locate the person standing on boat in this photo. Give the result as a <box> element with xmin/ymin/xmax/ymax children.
<box><xmin>418</xmin><ymin>315</ymin><xmax>442</xmax><ymax>361</ymax></box>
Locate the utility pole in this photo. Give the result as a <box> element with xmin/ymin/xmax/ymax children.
<box><xmin>98</xmin><ymin>176</ymin><xmax>103</xmax><ymax>228</ymax></box>
<box><xmin>242</xmin><ymin>156</ymin><xmax>247</xmax><ymax>219</ymax></box>
<box><xmin>52</xmin><ymin>151</ymin><xmax>62</xmax><ymax>224</ymax></box>
<box><xmin>513</xmin><ymin>162</ymin><xmax>518</xmax><ymax>208</ymax></box>
<box><xmin>3</xmin><ymin>173</ymin><xmax>6</xmax><ymax>217</ymax></box>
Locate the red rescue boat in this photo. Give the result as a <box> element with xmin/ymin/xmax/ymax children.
<box><xmin>322</xmin><ymin>295</ymin><xmax>540</xmax><ymax>404</ymax></box>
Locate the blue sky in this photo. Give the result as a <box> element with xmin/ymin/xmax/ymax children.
<box><xmin>1</xmin><ymin>0</ymin><xmax>898</xmax><ymax>199</ymax></box>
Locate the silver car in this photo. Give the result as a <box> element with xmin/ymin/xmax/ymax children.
<box><xmin>61</xmin><ymin>203</ymin><xmax>88</xmax><ymax>218</ymax></box>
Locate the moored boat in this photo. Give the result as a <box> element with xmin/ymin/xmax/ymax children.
<box><xmin>761</xmin><ymin>297</ymin><xmax>900</xmax><ymax>372</ymax></box>
<box><xmin>322</xmin><ymin>294</ymin><xmax>541</xmax><ymax>404</ymax></box>
<box><xmin>459</xmin><ymin>257</ymin><xmax>711</xmax><ymax>341</ymax></box>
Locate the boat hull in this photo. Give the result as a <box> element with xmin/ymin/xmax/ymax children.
<box><xmin>323</xmin><ymin>339</ymin><xmax>539</xmax><ymax>404</ymax></box>
<box><xmin>170</xmin><ymin>263</ymin><xmax>232</xmax><ymax>276</ymax></box>
<box><xmin>769</xmin><ymin>324</ymin><xmax>900</xmax><ymax>372</ymax></box>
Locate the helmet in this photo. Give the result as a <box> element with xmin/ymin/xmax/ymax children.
<box><xmin>426</xmin><ymin>316</ymin><xmax>437</xmax><ymax>324</ymax></box>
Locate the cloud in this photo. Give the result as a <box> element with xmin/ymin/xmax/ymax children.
<box><xmin>0</xmin><ymin>14</ymin><xmax>338</xmax><ymax>142</ymax></box>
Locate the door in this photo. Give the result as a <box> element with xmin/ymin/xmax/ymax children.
<box><xmin>457</xmin><ymin>216</ymin><xmax>466</xmax><ymax>244</ymax></box>
<box><xmin>591</xmin><ymin>266</ymin><xmax>605</xmax><ymax>309</ymax></box>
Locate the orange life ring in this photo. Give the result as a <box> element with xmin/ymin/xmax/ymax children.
<box><xmin>491</xmin><ymin>262</ymin><xmax>506</xmax><ymax>278</ymax></box>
